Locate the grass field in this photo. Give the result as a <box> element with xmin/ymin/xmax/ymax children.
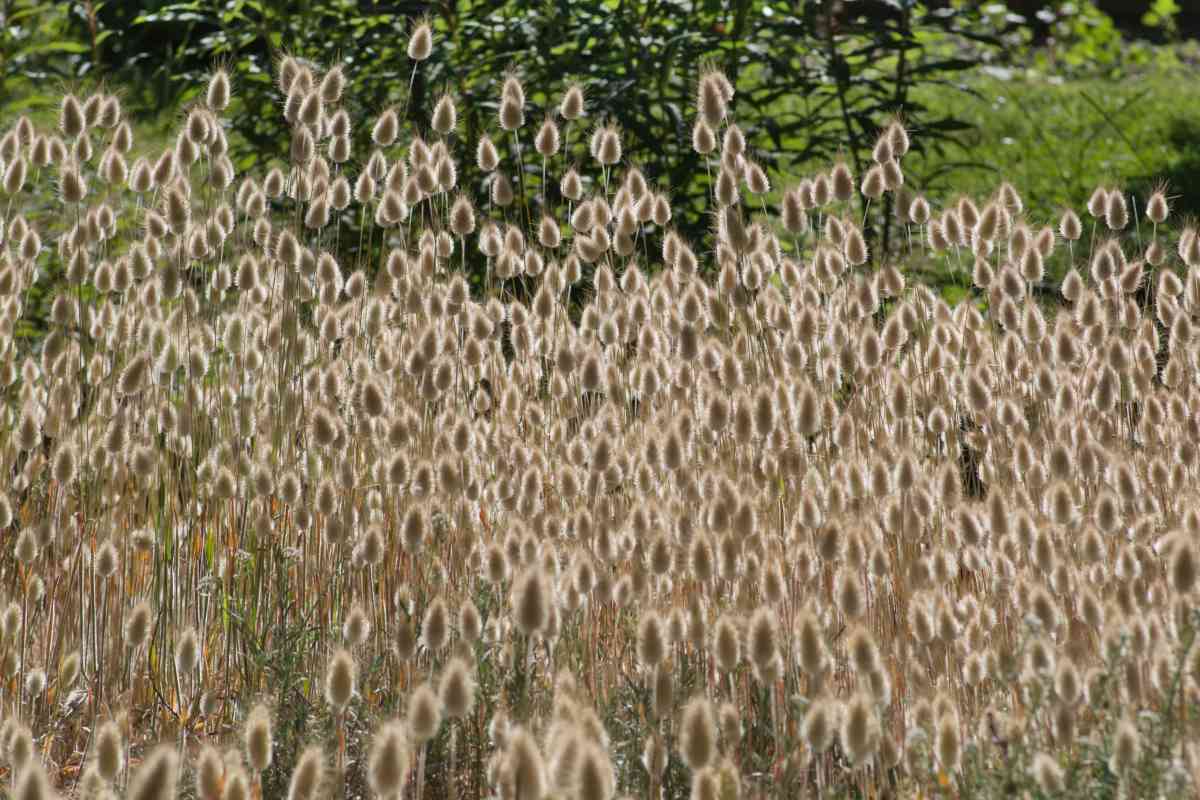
<box><xmin>909</xmin><ymin>63</ymin><xmax>1200</xmax><ymax>231</ymax></box>
<box><xmin>0</xmin><ymin>25</ymin><xmax>1199</xmax><ymax>800</ymax></box>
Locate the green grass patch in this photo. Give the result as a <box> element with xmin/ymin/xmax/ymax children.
<box><xmin>908</xmin><ymin>62</ymin><xmax>1200</xmax><ymax>225</ymax></box>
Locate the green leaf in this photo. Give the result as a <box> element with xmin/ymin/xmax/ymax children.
<box><xmin>19</xmin><ymin>40</ymin><xmax>89</xmax><ymax>56</ymax></box>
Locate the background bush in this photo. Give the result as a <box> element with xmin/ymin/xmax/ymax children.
<box><xmin>2</xmin><ymin>0</ymin><xmax>1198</xmax><ymax>296</ymax></box>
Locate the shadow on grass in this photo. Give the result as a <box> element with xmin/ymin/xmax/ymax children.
<box><xmin>1128</xmin><ymin>116</ymin><xmax>1200</xmax><ymax>221</ymax></box>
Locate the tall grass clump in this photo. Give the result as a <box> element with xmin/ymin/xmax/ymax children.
<box><xmin>0</xmin><ymin>22</ymin><xmax>1199</xmax><ymax>800</ymax></box>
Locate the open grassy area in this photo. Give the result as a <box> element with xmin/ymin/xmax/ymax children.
<box><xmin>909</xmin><ymin>62</ymin><xmax>1200</xmax><ymax>230</ymax></box>
<box><xmin>2</xmin><ymin>16</ymin><xmax>1200</xmax><ymax>800</ymax></box>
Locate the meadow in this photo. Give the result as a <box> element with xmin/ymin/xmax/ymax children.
<box><xmin>0</xmin><ymin>18</ymin><xmax>1199</xmax><ymax>800</ymax></box>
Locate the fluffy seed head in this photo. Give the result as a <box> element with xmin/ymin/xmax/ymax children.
<box><xmin>245</xmin><ymin>703</ymin><xmax>273</xmax><ymax>772</ymax></box>
<box><xmin>441</xmin><ymin>657</ymin><xmax>476</xmax><ymax>719</ymax></box>
<box><xmin>421</xmin><ymin>597</ymin><xmax>450</xmax><ymax>652</ymax></box>
<box><xmin>175</xmin><ymin>626</ymin><xmax>200</xmax><ymax>675</ymax></box>
<box><xmin>288</xmin><ymin>746</ymin><xmax>325</xmax><ymax>800</ymax></box>
<box><xmin>408</xmin><ymin>681</ymin><xmax>443</xmax><ymax>743</ymax></box>
<box><xmin>935</xmin><ymin>714</ymin><xmax>961</xmax><ymax>773</ymax></box>
<box><xmin>512</xmin><ymin>567</ymin><xmax>551</xmax><ymax>636</ymax></box>
<box><xmin>1032</xmin><ymin>752</ymin><xmax>1065</xmax><ymax>793</ymax></box>
<box><xmin>679</xmin><ymin>696</ymin><xmax>717</xmax><ymax>770</ymax></box>
<box><xmin>577</xmin><ymin>741</ymin><xmax>615</xmax><ymax>800</ymax></box>
<box><xmin>561</xmin><ymin>83</ymin><xmax>585</xmax><ymax>120</ymax></box>
<box><xmin>127</xmin><ymin>745</ymin><xmax>178</xmax><ymax>800</ymax></box>
<box><xmin>1105</xmin><ymin>189</ymin><xmax>1128</xmax><ymax>230</ymax></box>
<box><xmin>1169</xmin><ymin>536</ymin><xmax>1197</xmax><ymax>595</ymax></box>
<box><xmin>747</xmin><ymin>607</ymin><xmax>780</xmax><ymax>678</ymax></box>
<box><xmin>803</xmin><ymin>700</ymin><xmax>836</xmax><ymax>752</ymax></box>
<box><xmin>432</xmin><ymin>93</ymin><xmax>457</xmax><ymax>135</ymax></box>
<box><xmin>505</xmin><ymin>727</ymin><xmax>547</xmax><ymax>800</ymax></box>
<box><xmin>535</xmin><ymin>116</ymin><xmax>561</xmax><ymax>157</ymax></box>
<box><xmin>459</xmin><ymin>600</ymin><xmax>482</xmax><ymax>643</ymax></box>
<box><xmin>591</xmin><ymin>124</ymin><xmax>621</xmax><ymax>166</ymax></box>
<box><xmin>195</xmin><ymin>746</ymin><xmax>223</xmax><ymax>800</ymax></box>
<box><xmin>637</xmin><ymin>610</ymin><xmax>668</xmax><ymax>668</ymax></box>
<box><xmin>1145</xmin><ymin>188</ymin><xmax>1168</xmax><ymax>224</ymax></box>
<box><xmin>14</xmin><ymin>762</ymin><xmax>53</xmax><ymax>800</ymax></box>
<box><xmin>324</xmin><ymin>647</ymin><xmax>356</xmax><ymax>709</ymax></box>
<box><xmin>697</xmin><ymin>70</ymin><xmax>730</xmax><ymax>125</ymax></box>
<box><xmin>407</xmin><ymin>19</ymin><xmax>434</xmax><ymax>60</ymax></box>
<box><xmin>60</xmin><ymin>95</ymin><xmax>85</xmax><ymax>138</ymax></box>
<box><xmin>373</xmin><ymin>109</ymin><xmax>399</xmax><ymax>147</ymax></box>
<box><xmin>848</xmin><ymin>625</ymin><xmax>881</xmax><ymax>674</ymax></box>
<box><xmin>713</xmin><ymin>616</ymin><xmax>740</xmax><ymax>673</ymax></box>
<box><xmin>223</xmin><ymin>767</ymin><xmax>250</xmax><ymax>800</ymax></box>
<box><xmin>368</xmin><ymin>720</ymin><xmax>410</xmax><ymax>796</ymax></box>
<box><xmin>841</xmin><ymin>693</ymin><xmax>880</xmax><ymax>764</ymax></box>
<box><xmin>1109</xmin><ymin>717</ymin><xmax>1139</xmax><ymax>774</ymax></box>
<box><xmin>692</xmin><ymin>119</ymin><xmax>716</xmax><ymax>155</ymax></box>
<box><xmin>95</xmin><ymin>719</ymin><xmax>124</xmax><ymax>780</ymax></box>
<box><xmin>125</xmin><ymin>599</ymin><xmax>154</xmax><ymax>650</ymax></box>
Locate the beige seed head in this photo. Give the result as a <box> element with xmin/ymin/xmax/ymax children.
<box><xmin>175</xmin><ymin>626</ymin><xmax>200</xmax><ymax>675</ymax></box>
<box><xmin>95</xmin><ymin>540</ymin><xmax>118</xmax><ymax>578</ymax></box>
<box><xmin>1054</xmin><ymin>658</ymin><xmax>1081</xmax><ymax>705</ymax></box>
<box><xmin>372</xmin><ymin>109</ymin><xmax>399</xmax><ymax>147</ymax></box>
<box><xmin>576</xmin><ymin>741</ymin><xmax>615</xmax><ymax>800</ymax></box>
<box><xmin>535</xmin><ymin>116</ymin><xmax>560</xmax><ymax>157</ymax></box>
<box><xmin>95</xmin><ymin>719</ymin><xmax>124</xmax><ymax>781</ymax></box>
<box><xmin>1170</xmin><ymin>536</ymin><xmax>1197</xmax><ymax>595</ymax></box>
<box><xmin>679</xmin><ymin>696</ymin><xmax>717</xmax><ymax>770</ymax></box>
<box><xmin>368</xmin><ymin>720</ymin><xmax>410</xmax><ymax>796</ymax></box>
<box><xmin>440</xmin><ymin>657</ymin><xmax>476</xmax><ymax>719</ymax></box>
<box><xmin>499</xmin><ymin>95</ymin><xmax>525</xmax><ymax>132</ymax></box>
<box><xmin>696</xmin><ymin>70</ymin><xmax>730</xmax><ymax>126</ymax></box>
<box><xmin>841</xmin><ymin>693</ymin><xmax>880</xmax><ymax>764</ymax></box>
<box><xmin>935</xmin><ymin>714</ymin><xmax>961</xmax><ymax>773</ymax></box>
<box><xmin>287</xmin><ymin>746</ymin><xmax>325</xmax><ymax>800</ymax></box>
<box><xmin>7</xmin><ymin>722</ymin><xmax>34</xmax><ymax>770</ymax></box>
<box><xmin>802</xmin><ymin>700</ymin><xmax>836</xmax><ymax>752</ymax></box>
<box><xmin>1105</xmin><ymin>189</ymin><xmax>1128</xmax><ymax>230</ymax></box>
<box><xmin>560</xmin><ymin>83</ymin><xmax>585</xmax><ymax>120</ymax></box>
<box><xmin>713</xmin><ymin>616</ymin><xmax>740</xmax><ymax>673</ymax></box>
<box><xmin>223</xmin><ymin>767</ymin><xmax>250</xmax><ymax>800</ymax></box>
<box><xmin>320</xmin><ymin>65</ymin><xmax>345</xmax><ymax>104</ymax></box>
<box><xmin>245</xmin><ymin>703</ymin><xmax>273</xmax><ymax>772</ymax></box>
<box><xmin>636</xmin><ymin>610</ymin><xmax>668</xmax><ymax>668</ymax></box>
<box><xmin>421</xmin><ymin>597</ymin><xmax>450</xmax><ymax>652</ymax></box>
<box><xmin>861</xmin><ymin>165</ymin><xmax>884</xmax><ymax>199</ymax></box>
<box><xmin>1145</xmin><ymin>187</ymin><xmax>1169</xmax><ymax>224</ymax></box>
<box><xmin>324</xmin><ymin>647</ymin><xmax>356</xmax><ymax>710</ymax></box>
<box><xmin>14</xmin><ymin>762</ymin><xmax>52</xmax><ymax>800</ymax></box>
<box><xmin>340</xmin><ymin>604</ymin><xmax>367</xmax><ymax>647</ymax></box>
<box><xmin>847</xmin><ymin>625</ymin><xmax>881</xmax><ymax>674</ymax></box>
<box><xmin>836</xmin><ymin>568</ymin><xmax>865</xmax><ymax>619</ymax></box>
<box><xmin>1109</xmin><ymin>716</ymin><xmax>1139</xmax><ymax>775</ymax></box>
<box><xmin>459</xmin><ymin>600</ymin><xmax>482</xmax><ymax>643</ymax></box>
<box><xmin>195</xmin><ymin>746</ymin><xmax>223</xmax><ymax>800</ymax></box>
<box><xmin>747</xmin><ymin>607</ymin><xmax>780</xmax><ymax>679</ymax></box>
<box><xmin>60</xmin><ymin>94</ymin><xmax>85</xmax><ymax>138</ymax></box>
<box><xmin>692</xmin><ymin>119</ymin><xmax>716</xmax><ymax>155</ymax></box>
<box><xmin>591</xmin><ymin>123</ymin><xmax>621</xmax><ymax>166</ymax></box>
<box><xmin>15</xmin><ymin>527</ymin><xmax>38</xmax><ymax>564</ymax></box>
<box><xmin>206</xmin><ymin>69</ymin><xmax>231</xmax><ymax>111</ymax></box>
<box><xmin>1031</xmin><ymin>751</ymin><xmax>1065</xmax><ymax>793</ymax></box>
<box><xmin>127</xmin><ymin>745</ymin><xmax>179</xmax><ymax>800</ymax></box>
<box><xmin>512</xmin><ymin>566</ymin><xmax>551</xmax><ymax>636</ymax></box>
<box><xmin>407</xmin><ymin>19</ymin><xmax>434</xmax><ymax>61</ymax></box>
<box><xmin>408</xmin><ymin>681</ymin><xmax>443</xmax><ymax>743</ymax></box>
<box><xmin>432</xmin><ymin>93</ymin><xmax>457</xmax><ymax>135</ymax></box>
